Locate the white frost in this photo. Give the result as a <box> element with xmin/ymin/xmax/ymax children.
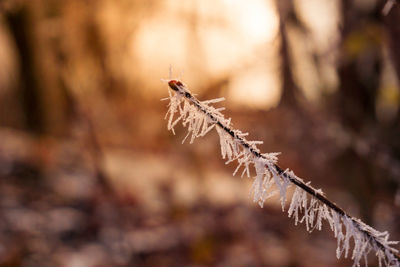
<box><xmin>164</xmin><ymin>82</ymin><xmax>400</xmax><ymax>267</ymax></box>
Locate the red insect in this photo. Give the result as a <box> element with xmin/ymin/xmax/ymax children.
<box><xmin>168</xmin><ymin>80</ymin><xmax>184</xmax><ymax>91</ymax></box>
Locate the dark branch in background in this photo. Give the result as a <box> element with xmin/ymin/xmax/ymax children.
<box><xmin>6</xmin><ymin>6</ymin><xmax>44</xmax><ymax>133</ymax></box>
<box><xmin>382</xmin><ymin>0</ymin><xmax>399</xmax><ymax>15</ymax></box>
<box><xmin>63</xmin><ymin>85</ymin><xmax>113</xmax><ymax>195</ymax></box>
<box><xmin>276</xmin><ymin>0</ymin><xmax>304</xmax><ymax>109</ymax></box>
<box><xmin>384</xmin><ymin>2</ymin><xmax>400</xmax><ymax>123</ymax></box>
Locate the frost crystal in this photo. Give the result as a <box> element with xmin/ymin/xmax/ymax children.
<box><xmin>163</xmin><ymin>80</ymin><xmax>400</xmax><ymax>267</ymax></box>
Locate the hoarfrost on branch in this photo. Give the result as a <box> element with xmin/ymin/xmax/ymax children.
<box><xmin>163</xmin><ymin>79</ymin><xmax>400</xmax><ymax>267</ymax></box>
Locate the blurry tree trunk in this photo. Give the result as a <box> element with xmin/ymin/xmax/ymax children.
<box><xmin>385</xmin><ymin>5</ymin><xmax>400</xmax><ymax>80</ymax></box>
<box><xmin>337</xmin><ymin>0</ymin><xmax>382</xmax><ymax>131</ymax></box>
<box><xmin>383</xmin><ymin>5</ymin><xmax>400</xmax><ymax>186</ymax></box>
<box><xmin>276</xmin><ymin>0</ymin><xmax>302</xmax><ymax>108</ymax></box>
<box><xmin>6</xmin><ymin>6</ymin><xmax>44</xmax><ymax>133</ymax></box>
<box><xmin>335</xmin><ymin>0</ymin><xmax>385</xmax><ymax>223</ymax></box>
<box><xmin>5</xmin><ymin>2</ymin><xmax>70</xmax><ymax>135</ymax></box>
<box><xmin>384</xmin><ymin>5</ymin><xmax>400</xmax><ymax>122</ymax></box>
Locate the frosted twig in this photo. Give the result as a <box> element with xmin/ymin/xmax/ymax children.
<box><xmin>163</xmin><ymin>79</ymin><xmax>400</xmax><ymax>267</ymax></box>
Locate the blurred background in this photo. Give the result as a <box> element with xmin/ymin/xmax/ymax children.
<box><xmin>0</xmin><ymin>0</ymin><xmax>399</xmax><ymax>266</ymax></box>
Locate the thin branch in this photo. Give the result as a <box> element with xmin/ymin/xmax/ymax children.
<box><xmin>382</xmin><ymin>0</ymin><xmax>398</xmax><ymax>15</ymax></box>
<box><xmin>164</xmin><ymin>79</ymin><xmax>400</xmax><ymax>267</ymax></box>
<box><xmin>63</xmin><ymin>82</ymin><xmax>113</xmax><ymax>195</ymax></box>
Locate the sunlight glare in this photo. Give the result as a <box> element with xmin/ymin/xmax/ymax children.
<box><xmin>228</xmin><ymin>65</ymin><xmax>281</xmax><ymax>109</ymax></box>
<box><xmin>225</xmin><ymin>0</ymin><xmax>279</xmax><ymax>44</ymax></box>
<box><xmin>133</xmin><ymin>0</ymin><xmax>280</xmax><ymax>105</ymax></box>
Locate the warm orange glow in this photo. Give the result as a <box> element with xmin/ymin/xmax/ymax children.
<box><xmin>133</xmin><ymin>0</ymin><xmax>280</xmax><ymax>107</ymax></box>
<box><xmin>291</xmin><ymin>0</ymin><xmax>341</xmax><ymax>99</ymax></box>
<box><xmin>294</xmin><ymin>0</ymin><xmax>340</xmax><ymax>53</ymax></box>
<box><xmin>225</xmin><ymin>0</ymin><xmax>278</xmax><ymax>44</ymax></box>
<box><xmin>228</xmin><ymin>64</ymin><xmax>281</xmax><ymax>109</ymax></box>
<box><xmin>131</xmin><ymin>0</ymin><xmax>341</xmax><ymax>106</ymax></box>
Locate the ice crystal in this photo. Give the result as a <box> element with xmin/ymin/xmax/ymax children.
<box><xmin>163</xmin><ymin>80</ymin><xmax>400</xmax><ymax>267</ymax></box>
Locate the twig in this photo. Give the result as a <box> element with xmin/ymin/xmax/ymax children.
<box><xmin>64</xmin><ymin>85</ymin><xmax>113</xmax><ymax>195</ymax></box>
<box><xmin>164</xmin><ymin>79</ymin><xmax>400</xmax><ymax>267</ymax></box>
<box><xmin>382</xmin><ymin>0</ymin><xmax>398</xmax><ymax>15</ymax></box>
